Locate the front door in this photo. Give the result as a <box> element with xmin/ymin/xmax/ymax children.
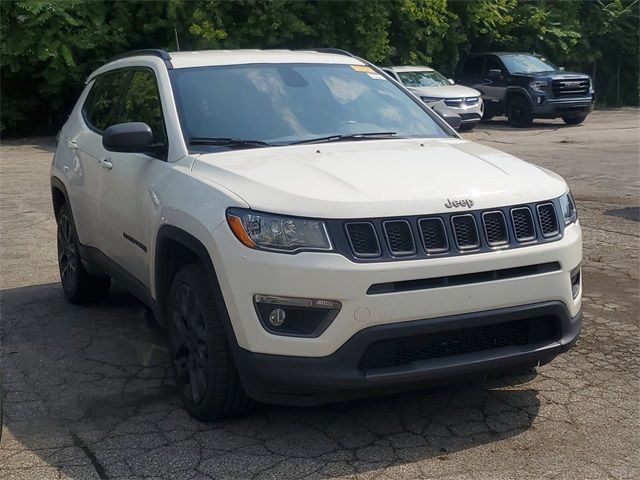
<box><xmin>98</xmin><ymin>68</ymin><xmax>170</xmax><ymax>287</ymax></box>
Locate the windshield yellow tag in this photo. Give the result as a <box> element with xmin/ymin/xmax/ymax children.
<box><xmin>351</xmin><ymin>65</ymin><xmax>374</xmax><ymax>73</ymax></box>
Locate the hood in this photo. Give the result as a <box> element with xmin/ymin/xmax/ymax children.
<box><xmin>515</xmin><ymin>71</ymin><xmax>590</xmax><ymax>81</ymax></box>
<box><xmin>191</xmin><ymin>138</ymin><xmax>567</xmax><ymax>218</ymax></box>
<box><xmin>408</xmin><ymin>84</ymin><xmax>481</xmax><ymax>99</ymax></box>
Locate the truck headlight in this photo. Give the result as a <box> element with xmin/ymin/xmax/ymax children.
<box><xmin>529</xmin><ymin>80</ymin><xmax>548</xmax><ymax>92</ymax></box>
<box><xmin>226</xmin><ymin>208</ymin><xmax>332</xmax><ymax>252</ymax></box>
<box><xmin>559</xmin><ymin>192</ymin><xmax>577</xmax><ymax>225</ymax></box>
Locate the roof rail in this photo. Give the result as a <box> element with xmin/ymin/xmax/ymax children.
<box><xmin>108</xmin><ymin>49</ymin><xmax>173</xmax><ymax>68</ymax></box>
<box><xmin>312</xmin><ymin>48</ymin><xmax>355</xmax><ymax>57</ymax></box>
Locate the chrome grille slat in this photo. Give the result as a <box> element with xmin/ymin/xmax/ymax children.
<box><xmin>451</xmin><ymin>214</ymin><xmax>480</xmax><ymax>250</ymax></box>
<box><xmin>345</xmin><ymin>222</ymin><xmax>380</xmax><ymax>257</ymax></box>
<box><xmin>419</xmin><ymin>218</ymin><xmax>448</xmax><ymax>253</ymax></box>
<box><xmin>383</xmin><ymin>220</ymin><xmax>415</xmax><ymax>256</ymax></box>
<box><xmin>537</xmin><ymin>203</ymin><xmax>560</xmax><ymax>237</ymax></box>
<box><xmin>511</xmin><ymin>207</ymin><xmax>536</xmax><ymax>242</ymax></box>
<box><xmin>482</xmin><ymin>211</ymin><xmax>508</xmax><ymax>246</ymax></box>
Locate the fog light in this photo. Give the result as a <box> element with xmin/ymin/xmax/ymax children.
<box><xmin>254</xmin><ymin>295</ymin><xmax>341</xmax><ymax>337</ymax></box>
<box><xmin>268</xmin><ymin>308</ymin><xmax>286</xmax><ymax>327</ymax></box>
<box><xmin>571</xmin><ymin>265</ymin><xmax>581</xmax><ymax>299</ymax></box>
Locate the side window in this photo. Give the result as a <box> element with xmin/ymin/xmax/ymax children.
<box><xmin>83</xmin><ymin>70</ymin><xmax>131</xmax><ymax>132</ymax></box>
<box><xmin>462</xmin><ymin>57</ymin><xmax>484</xmax><ymax>75</ymax></box>
<box><xmin>485</xmin><ymin>57</ymin><xmax>503</xmax><ymax>74</ymax></box>
<box><xmin>119</xmin><ymin>69</ymin><xmax>167</xmax><ymax>145</ymax></box>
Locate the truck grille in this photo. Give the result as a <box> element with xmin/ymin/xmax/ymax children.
<box><xmin>358</xmin><ymin>316</ymin><xmax>561</xmax><ymax>370</ymax></box>
<box><xmin>552</xmin><ymin>78</ymin><xmax>590</xmax><ymax>98</ymax></box>
<box><xmin>337</xmin><ymin>199</ymin><xmax>563</xmax><ymax>261</ymax></box>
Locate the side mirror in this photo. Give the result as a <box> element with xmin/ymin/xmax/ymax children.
<box><xmin>103</xmin><ymin>122</ymin><xmax>154</xmax><ymax>153</ymax></box>
<box><xmin>440</xmin><ymin>112</ymin><xmax>462</xmax><ymax>131</ymax></box>
<box><xmin>487</xmin><ymin>69</ymin><xmax>502</xmax><ymax>79</ymax></box>
<box><xmin>448</xmin><ymin>78</ymin><xmax>455</xmax><ymax>85</ymax></box>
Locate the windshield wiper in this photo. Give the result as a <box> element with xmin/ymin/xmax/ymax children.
<box><xmin>189</xmin><ymin>137</ymin><xmax>272</xmax><ymax>148</ymax></box>
<box><xmin>290</xmin><ymin>132</ymin><xmax>397</xmax><ymax>145</ymax></box>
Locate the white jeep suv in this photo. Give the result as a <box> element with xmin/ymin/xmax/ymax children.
<box><xmin>51</xmin><ymin>49</ymin><xmax>582</xmax><ymax>420</ymax></box>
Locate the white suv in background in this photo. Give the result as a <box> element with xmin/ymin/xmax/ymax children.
<box><xmin>51</xmin><ymin>49</ymin><xmax>582</xmax><ymax>420</ymax></box>
<box><xmin>383</xmin><ymin>65</ymin><xmax>484</xmax><ymax>131</ymax></box>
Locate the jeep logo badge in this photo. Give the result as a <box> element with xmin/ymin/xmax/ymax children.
<box><xmin>445</xmin><ymin>198</ymin><xmax>474</xmax><ymax>209</ymax></box>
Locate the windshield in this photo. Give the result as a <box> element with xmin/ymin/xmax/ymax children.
<box><xmin>501</xmin><ymin>54</ymin><xmax>558</xmax><ymax>74</ymax></box>
<box><xmin>397</xmin><ymin>70</ymin><xmax>449</xmax><ymax>87</ymax></box>
<box><xmin>170</xmin><ymin>63</ymin><xmax>449</xmax><ymax>149</ymax></box>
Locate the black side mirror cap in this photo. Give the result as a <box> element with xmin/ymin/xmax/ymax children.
<box><xmin>487</xmin><ymin>69</ymin><xmax>502</xmax><ymax>79</ymax></box>
<box><xmin>103</xmin><ymin>122</ymin><xmax>154</xmax><ymax>153</ymax></box>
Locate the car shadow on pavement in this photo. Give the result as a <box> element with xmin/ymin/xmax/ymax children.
<box><xmin>476</xmin><ymin>118</ymin><xmax>575</xmax><ymax>132</ymax></box>
<box><xmin>1</xmin><ymin>282</ymin><xmax>541</xmax><ymax>478</ymax></box>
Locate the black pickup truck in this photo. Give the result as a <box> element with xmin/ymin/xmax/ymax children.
<box><xmin>455</xmin><ymin>52</ymin><xmax>595</xmax><ymax>127</ymax></box>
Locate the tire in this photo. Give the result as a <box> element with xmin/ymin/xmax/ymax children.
<box><xmin>458</xmin><ymin>123</ymin><xmax>476</xmax><ymax>132</ymax></box>
<box><xmin>167</xmin><ymin>263</ymin><xmax>252</xmax><ymax>421</ymax></box>
<box><xmin>562</xmin><ymin>114</ymin><xmax>587</xmax><ymax>125</ymax></box>
<box><xmin>57</xmin><ymin>204</ymin><xmax>110</xmax><ymax>303</ymax></box>
<box><xmin>506</xmin><ymin>95</ymin><xmax>533</xmax><ymax>128</ymax></box>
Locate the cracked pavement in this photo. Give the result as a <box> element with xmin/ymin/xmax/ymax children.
<box><xmin>1</xmin><ymin>109</ymin><xmax>639</xmax><ymax>479</ymax></box>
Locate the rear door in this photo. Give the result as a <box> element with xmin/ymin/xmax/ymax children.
<box><xmin>69</xmin><ymin>70</ymin><xmax>131</xmax><ymax>248</ymax></box>
<box><xmin>481</xmin><ymin>55</ymin><xmax>508</xmax><ymax>105</ymax></box>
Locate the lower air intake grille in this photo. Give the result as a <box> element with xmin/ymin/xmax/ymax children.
<box><xmin>511</xmin><ymin>207</ymin><xmax>535</xmax><ymax>241</ymax></box>
<box><xmin>383</xmin><ymin>220</ymin><xmax>415</xmax><ymax>255</ymax></box>
<box><xmin>345</xmin><ymin>223</ymin><xmax>380</xmax><ymax>257</ymax></box>
<box><xmin>483</xmin><ymin>211</ymin><xmax>508</xmax><ymax>245</ymax></box>
<box><xmin>358</xmin><ymin>316</ymin><xmax>560</xmax><ymax>370</ymax></box>
<box><xmin>537</xmin><ymin>203</ymin><xmax>559</xmax><ymax>237</ymax></box>
<box><xmin>451</xmin><ymin>215</ymin><xmax>479</xmax><ymax>250</ymax></box>
<box><xmin>419</xmin><ymin>218</ymin><xmax>448</xmax><ymax>252</ymax></box>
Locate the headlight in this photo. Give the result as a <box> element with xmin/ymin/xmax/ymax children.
<box><xmin>226</xmin><ymin>208</ymin><xmax>332</xmax><ymax>252</ymax></box>
<box><xmin>559</xmin><ymin>192</ymin><xmax>577</xmax><ymax>225</ymax></box>
<box><xmin>421</xmin><ymin>96</ymin><xmax>441</xmax><ymax>103</ymax></box>
<box><xmin>529</xmin><ymin>80</ymin><xmax>548</xmax><ymax>92</ymax></box>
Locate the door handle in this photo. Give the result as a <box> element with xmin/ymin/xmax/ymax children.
<box><xmin>66</xmin><ymin>140</ymin><xmax>78</xmax><ymax>149</ymax></box>
<box><xmin>98</xmin><ymin>158</ymin><xmax>113</xmax><ymax>169</ymax></box>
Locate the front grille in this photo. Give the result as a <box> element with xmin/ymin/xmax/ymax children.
<box><xmin>552</xmin><ymin>78</ymin><xmax>590</xmax><ymax>98</ymax></box>
<box><xmin>383</xmin><ymin>220</ymin><xmax>415</xmax><ymax>255</ymax></box>
<box><xmin>451</xmin><ymin>215</ymin><xmax>479</xmax><ymax>250</ymax></box>
<box><xmin>419</xmin><ymin>218</ymin><xmax>448</xmax><ymax>253</ymax></box>
<box><xmin>338</xmin><ymin>199</ymin><xmax>563</xmax><ymax>261</ymax></box>
<box><xmin>537</xmin><ymin>203</ymin><xmax>559</xmax><ymax>237</ymax></box>
<box><xmin>444</xmin><ymin>98</ymin><xmax>463</xmax><ymax>107</ymax></box>
<box><xmin>482</xmin><ymin>211</ymin><xmax>508</xmax><ymax>246</ymax></box>
<box><xmin>345</xmin><ymin>222</ymin><xmax>380</xmax><ymax>257</ymax></box>
<box><xmin>358</xmin><ymin>316</ymin><xmax>561</xmax><ymax>370</ymax></box>
<box><xmin>511</xmin><ymin>207</ymin><xmax>536</xmax><ymax>242</ymax></box>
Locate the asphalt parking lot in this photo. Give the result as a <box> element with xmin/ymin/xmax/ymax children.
<box><xmin>1</xmin><ymin>109</ymin><xmax>638</xmax><ymax>479</ymax></box>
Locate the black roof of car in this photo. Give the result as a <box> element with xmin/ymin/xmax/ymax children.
<box><xmin>466</xmin><ymin>52</ymin><xmax>539</xmax><ymax>57</ymax></box>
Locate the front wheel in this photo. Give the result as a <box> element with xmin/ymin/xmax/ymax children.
<box><xmin>563</xmin><ymin>114</ymin><xmax>587</xmax><ymax>125</ymax></box>
<box><xmin>168</xmin><ymin>264</ymin><xmax>252</xmax><ymax>421</ymax></box>
<box><xmin>57</xmin><ymin>204</ymin><xmax>110</xmax><ymax>303</ymax></box>
<box><xmin>506</xmin><ymin>95</ymin><xmax>533</xmax><ymax>128</ymax></box>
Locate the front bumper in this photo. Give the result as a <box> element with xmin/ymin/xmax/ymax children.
<box><xmin>235</xmin><ymin>301</ymin><xmax>581</xmax><ymax>405</ymax></box>
<box><xmin>429</xmin><ymin>100</ymin><xmax>483</xmax><ymax>125</ymax></box>
<box><xmin>209</xmin><ymin>221</ymin><xmax>582</xmax><ymax>358</ymax></box>
<box><xmin>532</xmin><ymin>96</ymin><xmax>595</xmax><ymax>118</ymax></box>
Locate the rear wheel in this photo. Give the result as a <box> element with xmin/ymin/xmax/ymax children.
<box><xmin>167</xmin><ymin>264</ymin><xmax>252</xmax><ymax>421</ymax></box>
<box><xmin>57</xmin><ymin>204</ymin><xmax>110</xmax><ymax>303</ymax></box>
<box><xmin>563</xmin><ymin>114</ymin><xmax>587</xmax><ymax>125</ymax></box>
<box><xmin>506</xmin><ymin>95</ymin><xmax>533</xmax><ymax>127</ymax></box>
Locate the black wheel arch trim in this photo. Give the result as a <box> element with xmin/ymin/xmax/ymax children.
<box><xmin>505</xmin><ymin>87</ymin><xmax>533</xmax><ymax>103</ymax></box>
<box><xmin>154</xmin><ymin>225</ymin><xmax>242</xmax><ymax>350</ymax></box>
